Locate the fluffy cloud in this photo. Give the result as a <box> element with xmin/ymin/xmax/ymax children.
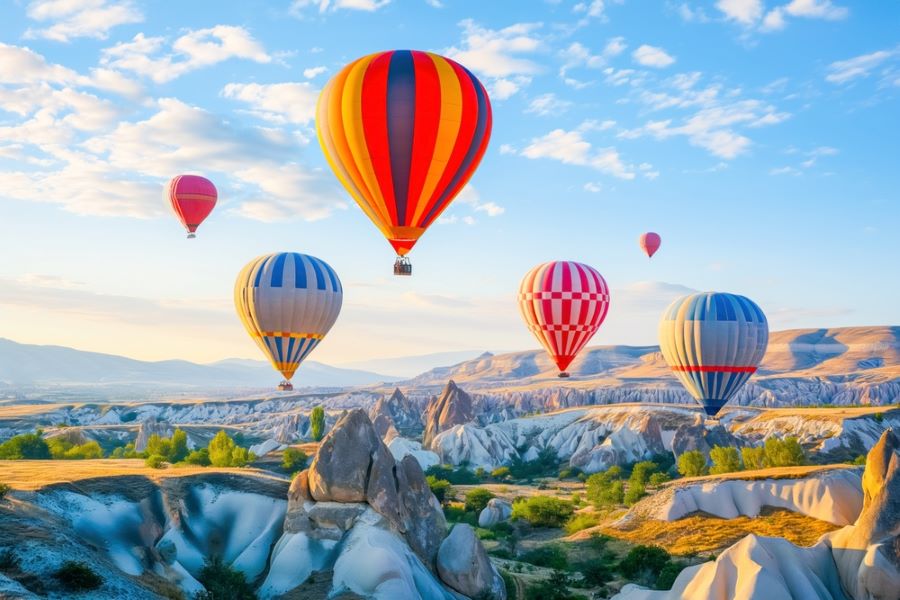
<box><xmin>439</xmin><ymin>185</ymin><xmax>504</xmax><ymax>225</ymax></box>
<box><xmin>525</xmin><ymin>93</ymin><xmax>572</xmax><ymax>116</ymax></box>
<box><xmin>716</xmin><ymin>0</ymin><xmax>763</xmax><ymax>24</ymax></box>
<box><xmin>559</xmin><ymin>37</ymin><xmax>626</xmax><ymax>85</ymax></box>
<box><xmin>445</xmin><ymin>20</ymin><xmax>543</xmax><ymax>98</ymax></box>
<box><xmin>521</xmin><ymin>125</ymin><xmax>635</xmax><ymax>179</ymax></box>
<box><xmin>290</xmin><ymin>0</ymin><xmax>390</xmax><ymax>13</ymax></box>
<box><xmin>718</xmin><ymin>0</ymin><xmax>848</xmax><ymax>32</ymax></box>
<box><xmin>825</xmin><ymin>49</ymin><xmax>896</xmax><ymax>84</ymax></box>
<box><xmin>303</xmin><ymin>66</ymin><xmax>327</xmax><ymax>78</ymax></box>
<box><xmin>632</xmin><ymin>45</ymin><xmax>676</xmax><ymax>68</ymax></box>
<box><xmin>101</xmin><ymin>26</ymin><xmax>271</xmax><ymax>83</ymax></box>
<box><xmin>222</xmin><ymin>82</ymin><xmax>319</xmax><ymax>125</ymax></box>
<box><xmin>24</xmin><ymin>0</ymin><xmax>143</xmax><ymax>42</ymax></box>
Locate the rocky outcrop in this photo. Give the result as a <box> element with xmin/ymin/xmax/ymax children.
<box><xmin>423</xmin><ymin>380</ymin><xmax>475</xmax><ymax>448</ymax></box>
<box><xmin>134</xmin><ymin>417</ymin><xmax>173</xmax><ymax>452</ymax></box>
<box><xmin>369</xmin><ymin>388</ymin><xmax>423</xmax><ymax>435</ymax></box>
<box><xmin>437</xmin><ymin>524</ymin><xmax>506</xmax><ymax>599</ymax></box>
<box><xmin>614</xmin><ymin>429</ymin><xmax>900</xmax><ymax>600</ymax></box>
<box><xmin>670</xmin><ymin>419</ymin><xmax>746</xmax><ymax>459</ymax></box>
<box><xmin>478</xmin><ymin>498</ymin><xmax>513</xmax><ymax>528</ymax></box>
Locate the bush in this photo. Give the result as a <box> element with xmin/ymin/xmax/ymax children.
<box><xmin>110</xmin><ymin>442</ymin><xmax>139</xmax><ymax>459</ymax></box>
<box><xmin>578</xmin><ymin>560</ymin><xmax>613</xmax><ymax>586</ymax></box>
<box><xmin>508</xmin><ymin>447</ymin><xmax>560</xmax><ymax>480</ymax></box>
<box><xmin>648</xmin><ymin>472</ymin><xmax>671</xmax><ymax>486</ymax></box>
<box><xmin>511</xmin><ymin>496</ymin><xmax>574</xmax><ymax>528</ymax></box>
<box><xmin>145</xmin><ymin>454</ymin><xmax>166</xmax><ymax>469</ymax></box>
<box><xmin>741</xmin><ymin>446</ymin><xmax>766</xmax><ymax>470</ymax></box>
<box><xmin>443</xmin><ymin>504</ymin><xmax>477</xmax><ymax>526</ymax></box>
<box><xmin>490</xmin><ymin>466</ymin><xmax>511</xmax><ymax>480</ymax></box>
<box><xmin>426</xmin><ymin>476</ymin><xmax>452</xmax><ymax>503</ymax></box>
<box><xmin>585</xmin><ymin>469</ymin><xmax>625</xmax><ymax>508</ymax></box>
<box><xmin>564</xmin><ymin>512</ymin><xmax>602</xmax><ymax>535</ymax></box>
<box><xmin>0</xmin><ymin>432</ymin><xmax>51</xmax><ymax>460</ymax></box>
<box><xmin>618</xmin><ymin>545</ymin><xmax>671</xmax><ymax>581</ymax></box>
<box><xmin>465</xmin><ymin>488</ymin><xmax>495</xmax><ymax>514</ymax></box>
<box><xmin>281</xmin><ymin>448</ymin><xmax>307</xmax><ymax>472</ymax></box>
<box><xmin>709</xmin><ymin>446</ymin><xmax>742</xmax><ymax>475</ymax></box>
<box><xmin>677</xmin><ymin>450</ymin><xmax>708</xmax><ymax>477</ymax></box>
<box><xmin>194</xmin><ymin>556</ymin><xmax>255</xmax><ymax>600</ymax></box>
<box><xmin>656</xmin><ymin>561</ymin><xmax>684</xmax><ymax>590</ymax></box>
<box><xmin>520</xmin><ymin>545</ymin><xmax>569</xmax><ymax>570</ymax></box>
<box><xmin>0</xmin><ymin>482</ymin><xmax>10</xmax><ymax>499</ymax></box>
<box><xmin>624</xmin><ymin>482</ymin><xmax>647</xmax><ymax>506</ymax></box>
<box><xmin>852</xmin><ymin>454</ymin><xmax>867</xmax><ymax>466</ymax></box>
<box><xmin>874</xmin><ymin>412</ymin><xmax>884</xmax><ymax>423</ymax></box>
<box><xmin>184</xmin><ymin>448</ymin><xmax>211</xmax><ymax>466</ymax></box>
<box><xmin>208</xmin><ymin>431</ymin><xmax>255</xmax><ymax>467</ymax></box>
<box><xmin>524</xmin><ymin>570</ymin><xmax>580</xmax><ymax>600</ymax></box>
<box><xmin>310</xmin><ymin>406</ymin><xmax>325</xmax><ymax>441</ymax></box>
<box><xmin>426</xmin><ymin>464</ymin><xmax>479</xmax><ymax>485</ymax></box>
<box><xmin>144</xmin><ymin>429</ymin><xmax>189</xmax><ymax>463</ymax></box>
<box><xmin>54</xmin><ymin>561</ymin><xmax>102</xmax><ymax>591</ymax></box>
<box><xmin>764</xmin><ymin>437</ymin><xmax>805</xmax><ymax>467</ymax></box>
<box><xmin>629</xmin><ymin>461</ymin><xmax>660</xmax><ymax>487</ymax></box>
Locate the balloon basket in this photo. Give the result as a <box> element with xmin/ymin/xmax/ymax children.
<box><xmin>277</xmin><ymin>380</ymin><xmax>294</xmax><ymax>391</ymax></box>
<box><xmin>393</xmin><ymin>256</ymin><xmax>412</xmax><ymax>276</ymax></box>
<box><xmin>558</xmin><ymin>372</ymin><xmax>571</xmax><ymax>378</ymax></box>
<box><xmin>186</xmin><ymin>232</ymin><xmax>196</xmax><ymax>239</ymax></box>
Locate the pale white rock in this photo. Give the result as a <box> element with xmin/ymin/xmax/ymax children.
<box><xmin>249</xmin><ymin>438</ymin><xmax>285</xmax><ymax>456</ymax></box>
<box><xmin>257</xmin><ymin>532</ymin><xmax>339</xmax><ymax>599</ymax></box>
<box><xmin>387</xmin><ymin>436</ymin><xmax>440</xmax><ymax>471</ymax></box>
<box><xmin>478</xmin><ymin>498</ymin><xmax>513</xmax><ymax>528</ymax></box>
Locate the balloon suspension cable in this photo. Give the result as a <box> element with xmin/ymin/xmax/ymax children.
<box><xmin>558</xmin><ymin>371</ymin><xmax>571</xmax><ymax>378</ymax></box>
<box><xmin>393</xmin><ymin>256</ymin><xmax>412</xmax><ymax>276</ymax></box>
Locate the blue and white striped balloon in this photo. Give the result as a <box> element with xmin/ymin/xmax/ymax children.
<box><xmin>658</xmin><ymin>292</ymin><xmax>768</xmax><ymax>417</ymax></box>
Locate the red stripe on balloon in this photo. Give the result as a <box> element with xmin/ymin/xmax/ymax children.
<box><xmin>670</xmin><ymin>366</ymin><xmax>758</xmax><ymax>373</ymax></box>
<box><xmin>361</xmin><ymin>51</ymin><xmax>398</xmax><ymax>226</ymax></box>
<box><xmin>406</xmin><ymin>51</ymin><xmax>440</xmax><ymax>227</ymax></box>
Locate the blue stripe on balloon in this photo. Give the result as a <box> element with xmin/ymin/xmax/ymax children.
<box><xmin>386</xmin><ymin>50</ymin><xmax>416</xmax><ymax>226</ymax></box>
<box><xmin>271</xmin><ymin>253</ymin><xmax>287</xmax><ymax>288</ymax></box>
<box><xmin>308</xmin><ymin>256</ymin><xmax>326</xmax><ymax>291</ymax></box>
<box><xmin>292</xmin><ymin>253</ymin><xmax>307</xmax><ymax>289</ymax></box>
<box><xmin>317</xmin><ymin>257</ymin><xmax>339</xmax><ymax>292</ymax></box>
<box><xmin>253</xmin><ymin>258</ymin><xmax>266</xmax><ymax>287</ymax></box>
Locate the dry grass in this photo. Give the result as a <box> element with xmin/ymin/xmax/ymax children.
<box><xmin>672</xmin><ymin>463</ymin><xmax>852</xmax><ymax>485</ymax></box>
<box><xmin>752</xmin><ymin>405</ymin><xmax>898</xmax><ymax>421</ymax></box>
<box><xmin>574</xmin><ymin>507</ymin><xmax>839</xmax><ymax>556</ymax></box>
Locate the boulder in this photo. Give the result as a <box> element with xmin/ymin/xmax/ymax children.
<box><xmin>437</xmin><ymin>524</ymin><xmax>506</xmax><ymax>599</ymax></box>
<box><xmin>478</xmin><ymin>498</ymin><xmax>513</xmax><ymax>528</ymax></box>
<box><xmin>396</xmin><ymin>454</ymin><xmax>447</xmax><ymax>567</ymax></box>
<box><xmin>308</xmin><ymin>410</ymin><xmax>382</xmax><ymax>502</ymax></box>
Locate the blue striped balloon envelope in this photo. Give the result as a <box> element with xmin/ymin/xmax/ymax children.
<box><xmin>235</xmin><ymin>253</ymin><xmax>342</xmax><ymax>389</ymax></box>
<box><xmin>658</xmin><ymin>292</ymin><xmax>768</xmax><ymax>418</ymax></box>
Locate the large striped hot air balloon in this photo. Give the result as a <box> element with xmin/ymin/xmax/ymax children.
<box><xmin>317</xmin><ymin>50</ymin><xmax>492</xmax><ymax>276</ymax></box>
<box><xmin>235</xmin><ymin>253</ymin><xmax>342</xmax><ymax>391</ymax></box>
<box><xmin>165</xmin><ymin>175</ymin><xmax>217</xmax><ymax>238</ymax></box>
<box><xmin>658</xmin><ymin>292</ymin><xmax>768</xmax><ymax>418</ymax></box>
<box><xmin>639</xmin><ymin>232</ymin><xmax>661</xmax><ymax>258</ymax></box>
<box><xmin>518</xmin><ymin>261</ymin><xmax>611</xmax><ymax>377</ymax></box>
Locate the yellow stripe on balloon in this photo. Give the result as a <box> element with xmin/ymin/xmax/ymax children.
<box><xmin>256</xmin><ymin>332</ymin><xmax>325</xmax><ymax>340</ymax></box>
<box><xmin>411</xmin><ymin>53</ymin><xmax>463</xmax><ymax>227</ymax></box>
<box><xmin>341</xmin><ymin>54</ymin><xmax>393</xmax><ymax>232</ymax></box>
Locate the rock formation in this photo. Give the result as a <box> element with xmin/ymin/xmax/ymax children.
<box><xmin>478</xmin><ymin>498</ymin><xmax>513</xmax><ymax>528</ymax></box>
<box><xmin>437</xmin><ymin>524</ymin><xmax>506</xmax><ymax>599</ymax></box>
<box><xmin>133</xmin><ymin>417</ymin><xmax>173</xmax><ymax>452</ymax></box>
<box><xmin>423</xmin><ymin>380</ymin><xmax>475</xmax><ymax>448</ymax></box>
<box><xmin>369</xmin><ymin>387</ymin><xmax>423</xmax><ymax>435</ymax></box>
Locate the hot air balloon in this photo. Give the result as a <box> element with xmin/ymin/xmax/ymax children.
<box><xmin>518</xmin><ymin>261</ymin><xmax>610</xmax><ymax>378</ymax></box>
<box><xmin>317</xmin><ymin>50</ymin><xmax>492</xmax><ymax>276</ymax></box>
<box><xmin>658</xmin><ymin>292</ymin><xmax>768</xmax><ymax>419</ymax></box>
<box><xmin>234</xmin><ymin>252</ymin><xmax>342</xmax><ymax>391</ymax></box>
<box><xmin>165</xmin><ymin>175</ymin><xmax>217</xmax><ymax>238</ymax></box>
<box><xmin>639</xmin><ymin>232</ymin><xmax>661</xmax><ymax>258</ymax></box>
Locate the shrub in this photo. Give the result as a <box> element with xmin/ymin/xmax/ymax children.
<box><xmin>520</xmin><ymin>545</ymin><xmax>569</xmax><ymax>570</ymax></box>
<box><xmin>764</xmin><ymin>437</ymin><xmax>805</xmax><ymax>467</ymax></box>
<box><xmin>558</xmin><ymin>466</ymin><xmax>582</xmax><ymax>480</ymax></box>
<box><xmin>648</xmin><ymin>472</ymin><xmax>671</xmax><ymax>486</ymax></box>
<box><xmin>54</xmin><ymin>561</ymin><xmax>102</xmax><ymax>591</ymax></box>
<box><xmin>443</xmin><ymin>505</ymin><xmax>477</xmax><ymax>526</ymax></box>
<box><xmin>511</xmin><ymin>496</ymin><xmax>574</xmax><ymax>528</ymax></box>
<box><xmin>571</xmin><ymin>492</ymin><xmax>582</xmax><ymax>506</ymax></box>
<box><xmin>426</xmin><ymin>464</ymin><xmax>479</xmax><ymax>485</ymax></box>
<box><xmin>194</xmin><ymin>556</ymin><xmax>255</xmax><ymax>600</ymax></box>
<box><xmin>624</xmin><ymin>482</ymin><xmax>647</xmax><ymax>506</ymax></box>
<box><xmin>564</xmin><ymin>512</ymin><xmax>602</xmax><ymax>535</ymax></box>
<box><xmin>656</xmin><ymin>561</ymin><xmax>684</xmax><ymax>590</ymax></box>
<box><xmin>170</xmin><ymin>430</ymin><xmax>189</xmax><ymax>463</ymax></box>
<box><xmin>281</xmin><ymin>448</ymin><xmax>307</xmax><ymax>472</ymax></box>
<box><xmin>709</xmin><ymin>446</ymin><xmax>742</xmax><ymax>475</ymax></box>
<box><xmin>676</xmin><ymin>450</ymin><xmax>708</xmax><ymax>477</ymax></box>
<box><xmin>874</xmin><ymin>412</ymin><xmax>884</xmax><ymax>423</ymax></box>
<box><xmin>852</xmin><ymin>454</ymin><xmax>867</xmax><ymax>466</ymax></box>
<box><xmin>578</xmin><ymin>560</ymin><xmax>613</xmax><ymax>586</ymax></box>
<box><xmin>618</xmin><ymin>545</ymin><xmax>671</xmax><ymax>582</ymax></box>
<box><xmin>426</xmin><ymin>476</ymin><xmax>452</xmax><ymax>503</ymax></box>
<box><xmin>184</xmin><ymin>448</ymin><xmax>211</xmax><ymax>466</ymax></box>
<box><xmin>0</xmin><ymin>432</ymin><xmax>51</xmax><ymax>459</ymax></box>
<box><xmin>208</xmin><ymin>431</ymin><xmax>255</xmax><ymax>467</ymax></box>
<box><xmin>465</xmin><ymin>488</ymin><xmax>495</xmax><ymax>514</ymax></box>
<box><xmin>741</xmin><ymin>446</ymin><xmax>766</xmax><ymax>470</ymax></box>
<box><xmin>585</xmin><ymin>469</ymin><xmax>625</xmax><ymax>508</ymax></box>
<box><xmin>629</xmin><ymin>461</ymin><xmax>660</xmax><ymax>487</ymax></box>
<box><xmin>145</xmin><ymin>454</ymin><xmax>166</xmax><ymax>469</ymax></box>
<box><xmin>490</xmin><ymin>466</ymin><xmax>511</xmax><ymax>480</ymax></box>
<box><xmin>309</xmin><ymin>406</ymin><xmax>325</xmax><ymax>441</ymax></box>
<box><xmin>524</xmin><ymin>570</ymin><xmax>580</xmax><ymax>600</ymax></box>
<box><xmin>508</xmin><ymin>447</ymin><xmax>560</xmax><ymax>480</ymax></box>
<box><xmin>0</xmin><ymin>482</ymin><xmax>10</xmax><ymax>499</ymax></box>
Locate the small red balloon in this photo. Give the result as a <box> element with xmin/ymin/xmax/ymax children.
<box><xmin>639</xmin><ymin>232</ymin><xmax>661</xmax><ymax>258</ymax></box>
<box><xmin>165</xmin><ymin>175</ymin><xmax>217</xmax><ymax>238</ymax></box>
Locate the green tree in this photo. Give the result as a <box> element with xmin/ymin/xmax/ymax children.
<box><xmin>194</xmin><ymin>556</ymin><xmax>255</xmax><ymax>600</ymax></box>
<box><xmin>586</xmin><ymin>468</ymin><xmax>625</xmax><ymax>508</ymax></box>
<box><xmin>208</xmin><ymin>430</ymin><xmax>255</xmax><ymax>467</ymax></box>
<box><xmin>144</xmin><ymin>434</ymin><xmax>173</xmax><ymax>461</ymax></box>
<box><xmin>648</xmin><ymin>472</ymin><xmax>671</xmax><ymax>486</ymax></box>
<box><xmin>426</xmin><ymin>475</ymin><xmax>451</xmax><ymax>502</ymax></box>
<box><xmin>145</xmin><ymin>454</ymin><xmax>166</xmax><ymax>469</ymax></box>
<box><xmin>520</xmin><ymin>545</ymin><xmax>568</xmax><ymax>570</ymax></box>
<box><xmin>490</xmin><ymin>466</ymin><xmax>511</xmax><ymax>480</ymax></box>
<box><xmin>465</xmin><ymin>488</ymin><xmax>495</xmax><ymax>514</ymax></box>
<box><xmin>709</xmin><ymin>446</ymin><xmax>742</xmax><ymax>475</ymax></box>
<box><xmin>618</xmin><ymin>545</ymin><xmax>672</xmax><ymax>584</ymax></box>
<box><xmin>676</xmin><ymin>450</ymin><xmax>708</xmax><ymax>477</ymax></box>
<box><xmin>281</xmin><ymin>447</ymin><xmax>307</xmax><ymax>472</ymax></box>
<box><xmin>0</xmin><ymin>432</ymin><xmax>51</xmax><ymax>460</ymax></box>
<box><xmin>624</xmin><ymin>481</ymin><xmax>647</xmax><ymax>506</ymax></box>
<box><xmin>511</xmin><ymin>496</ymin><xmax>574</xmax><ymax>528</ymax></box>
<box><xmin>184</xmin><ymin>448</ymin><xmax>211</xmax><ymax>466</ymax></box>
<box><xmin>629</xmin><ymin>461</ymin><xmax>660</xmax><ymax>487</ymax></box>
<box><xmin>170</xmin><ymin>429</ymin><xmax>189</xmax><ymax>463</ymax></box>
<box><xmin>741</xmin><ymin>446</ymin><xmax>766</xmax><ymax>470</ymax></box>
<box><xmin>764</xmin><ymin>437</ymin><xmax>805</xmax><ymax>467</ymax></box>
<box><xmin>310</xmin><ymin>406</ymin><xmax>325</xmax><ymax>441</ymax></box>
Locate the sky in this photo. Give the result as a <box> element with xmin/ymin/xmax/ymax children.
<box><xmin>0</xmin><ymin>0</ymin><xmax>897</xmax><ymax>368</ymax></box>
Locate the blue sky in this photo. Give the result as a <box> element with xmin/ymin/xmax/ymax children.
<box><xmin>0</xmin><ymin>0</ymin><xmax>897</xmax><ymax>366</ymax></box>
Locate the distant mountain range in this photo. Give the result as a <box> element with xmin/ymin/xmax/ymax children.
<box><xmin>338</xmin><ymin>350</ymin><xmax>486</xmax><ymax>378</ymax></box>
<box><xmin>0</xmin><ymin>338</ymin><xmax>399</xmax><ymax>390</ymax></box>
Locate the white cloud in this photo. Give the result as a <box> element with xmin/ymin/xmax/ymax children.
<box><xmin>0</xmin><ymin>42</ymin><xmax>79</xmax><ymax>84</ymax></box>
<box><xmin>784</xmin><ymin>0</ymin><xmax>847</xmax><ymax>20</ymax></box>
<box><xmin>632</xmin><ymin>45</ymin><xmax>675</xmax><ymax>68</ymax></box>
<box><xmin>521</xmin><ymin>128</ymin><xmax>635</xmax><ymax>179</ymax></box>
<box><xmin>676</xmin><ymin>3</ymin><xmax>711</xmax><ymax>22</ymax></box>
<box><xmin>499</xmin><ymin>144</ymin><xmax>516</xmax><ymax>155</ymax></box>
<box><xmin>303</xmin><ymin>66</ymin><xmax>327</xmax><ymax>79</ymax></box>
<box><xmin>583</xmin><ymin>182</ymin><xmax>602</xmax><ymax>192</ymax></box>
<box><xmin>445</xmin><ymin>20</ymin><xmax>542</xmax><ymax>98</ymax></box>
<box><xmin>457</xmin><ymin>185</ymin><xmax>505</xmax><ymax>217</ymax></box>
<box><xmin>101</xmin><ymin>26</ymin><xmax>271</xmax><ymax>83</ymax></box>
<box><xmin>24</xmin><ymin>0</ymin><xmax>143</xmax><ymax>42</ymax></box>
<box><xmin>291</xmin><ymin>0</ymin><xmax>390</xmax><ymax>13</ymax></box>
<box><xmin>525</xmin><ymin>93</ymin><xmax>572</xmax><ymax>116</ymax></box>
<box><xmin>559</xmin><ymin>37</ymin><xmax>626</xmax><ymax>83</ymax></box>
<box><xmin>770</xmin><ymin>165</ymin><xmax>801</xmax><ymax>175</ymax></box>
<box><xmin>222</xmin><ymin>82</ymin><xmax>319</xmax><ymax>125</ymax></box>
<box><xmin>760</xmin><ymin>7</ymin><xmax>787</xmax><ymax>30</ymax></box>
<box><xmin>716</xmin><ymin>0</ymin><xmax>763</xmax><ymax>24</ymax></box>
<box><xmin>825</xmin><ymin>49</ymin><xmax>895</xmax><ymax>84</ymax></box>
